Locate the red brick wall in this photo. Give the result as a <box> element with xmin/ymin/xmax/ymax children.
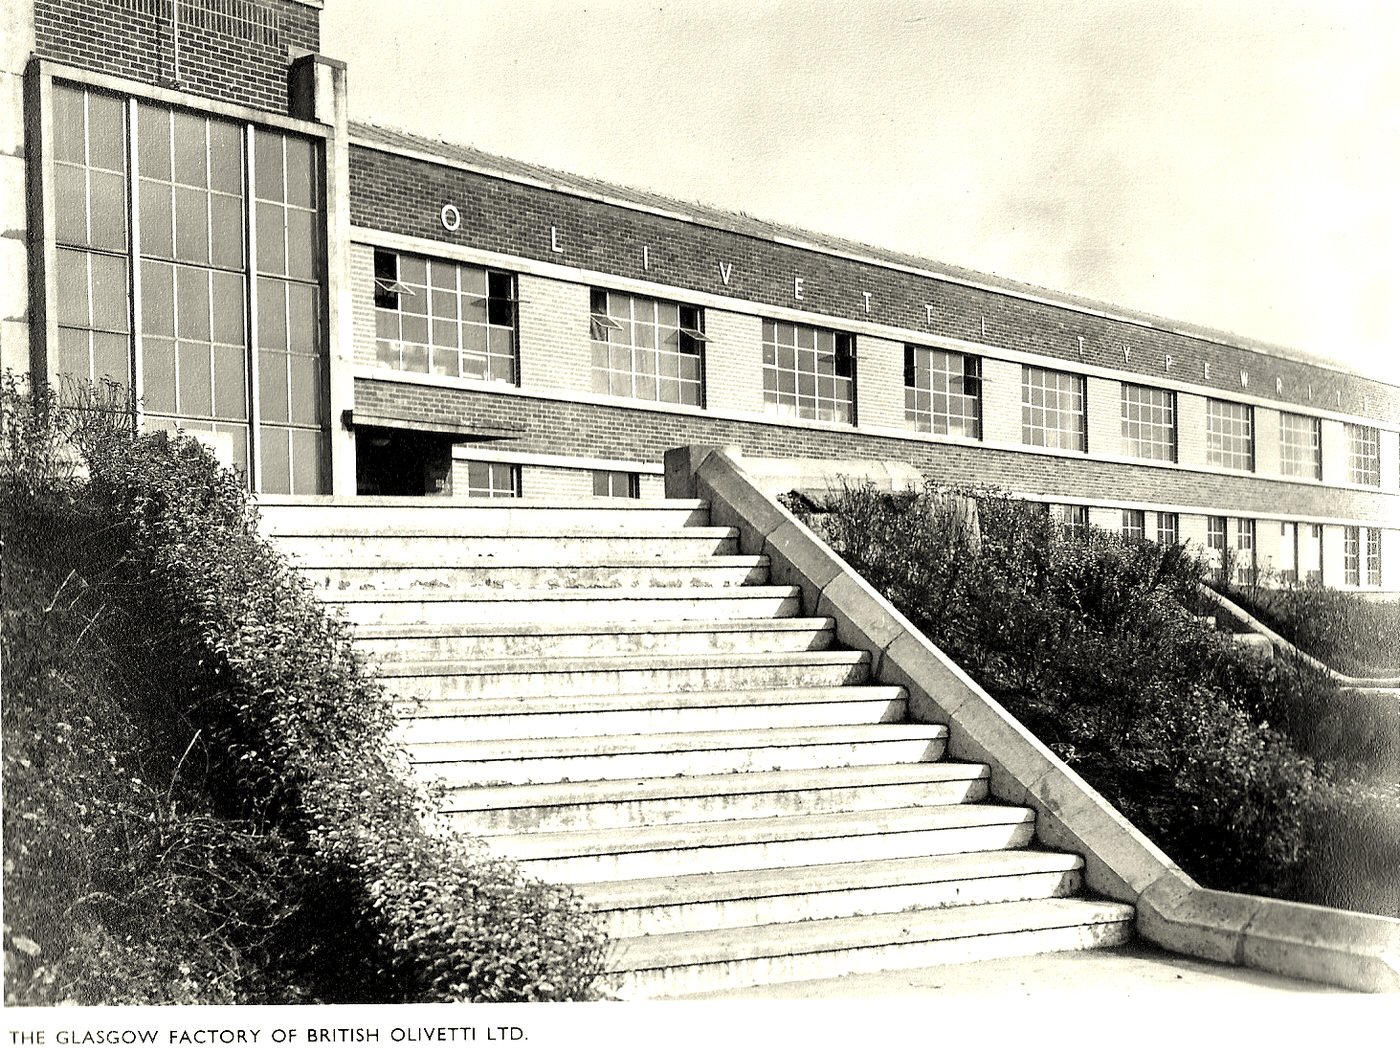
<box><xmin>34</xmin><ymin>0</ymin><xmax>319</xmax><ymax>114</ymax></box>
<box><xmin>354</xmin><ymin>377</ymin><xmax>1400</xmax><ymax>524</ymax></box>
<box><xmin>349</xmin><ymin>145</ymin><xmax>1400</xmax><ymax>422</ymax></box>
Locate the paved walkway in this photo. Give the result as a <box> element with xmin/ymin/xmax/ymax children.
<box><xmin>661</xmin><ymin>942</ymin><xmax>1343</xmax><ymax>998</ymax></box>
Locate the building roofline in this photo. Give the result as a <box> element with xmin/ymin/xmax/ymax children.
<box><xmin>347</xmin><ymin>119</ymin><xmax>1373</xmax><ymax>384</ymax></box>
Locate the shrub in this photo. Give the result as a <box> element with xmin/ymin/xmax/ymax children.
<box><xmin>1221</xmin><ymin>580</ymin><xmax>1400</xmax><ymax>677</ymax></box>
<box><xmin>3</xmin><ymin>374</ymin><xmax>609</xmax><ymax>1003</ymax></box>
<box><xmin>800</xmin><ymin>482</ymin><xmax>1400</xmax><ymax>913</ymax></box>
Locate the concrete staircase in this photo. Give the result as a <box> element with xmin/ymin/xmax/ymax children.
<box><xmin>262</xmin><ymin>496</ymin><xmax>1134</xmax><ymax>998</ymax></box>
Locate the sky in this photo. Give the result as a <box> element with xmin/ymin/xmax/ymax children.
<box><xmin>320</xmin><ymin>0</ymin><xmax>1400</xmax><ymax>387</ymax></box>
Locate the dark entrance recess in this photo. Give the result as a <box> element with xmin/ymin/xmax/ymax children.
<box><xmin>345</xmin><ymin>410</ymin><xmax>524</xmax><ymax>497</ymax></box>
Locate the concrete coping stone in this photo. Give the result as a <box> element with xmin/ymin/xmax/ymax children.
<box><xmin>672</xmin><ymin>443</ymin><xmax>1400</xmax><ymax>994</ymax></box>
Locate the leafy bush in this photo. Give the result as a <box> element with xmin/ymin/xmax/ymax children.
<box><xmin>3</xmin><ymin>373</ymin><xmax>608</xmax><ymax>1003</ymax></box>
<box><xmin>800</xmin><ymin>482</ymin><xmax>1400</xmax><ymax>913</ymax></box>
<box><xmin>1220</xmin><ymin>581</ymin><xmax>1400</xmax><ymax>677</ymax></box>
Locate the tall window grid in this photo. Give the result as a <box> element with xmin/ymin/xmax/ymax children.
<box><xmin>1050</xmin><ymin>504</ymin><xmax>1089</xmax><ymax>541</ymax></box>
<box><xmin>1344</xmin><ymin>526</ymin><xmax>1361</xmax><ymax>585</ymax></box>
<box><xmin>1236</xmin><ymin>518</ymin><xmax>1257</xmax><ymax>584</ymax></box>
<box><xmin>1307</xmin><ymin>524</ymin><xmax>1324</xmax><ymax>584</ymax></box>
<box><xmin>1279</xmin><ymin>413</ymin><xmax>1322</xmax><ymax>480</ymax></box>
<box><xmin>463</xmin><ymin>461</ymin><xmax>519</xmax><ymax>499</ymax></box>
<box><xmin>1345</xmin><ymin>424</ymin><xmax>1381</xmax><ymax>487</ymax></box>
<box><xmin>762</xmin><ymin>320</ymin><xmax>854</xmax><ymax>423</ymax></box>
<box><xmin>1206</xmin><ymin>399</ymin><xmax>1254</xmax><ymax>471</ymax></box>
<box><xmin>374</xmin><ymin>249</ymin><xmax>516</xmax><ymax>383</ymax></box>
<box><xmin>590</xmin><ymin>290</ymin><xmax>704</xmax><ymax>406</ymax></box>
<box><xmin>1367</xmin><ymin>528</ymin><xmax>1382</xmax><ymax>586</ymax></box>
<box><xmin>1207</xmin><ymin>515</ymin><xmax>1228</xmax><ymax>554</ymax></box>
<box><xmin>1120</xmin><ymin>383</ymin><xmax>1176</xmax><ymax>461</ymax></box>
<box><xmin>50</xmin><ymin>82</ymin><xmax>327</xmax><ymax>494</ymax></box>
<box><xmin>1121</xmin><ymin>509</ymin><xmax>1146</xmax><ymax>540</ymax></box>
<box><xmin>1022</xmin><ymin>366</ymin><xmax>1086</xmax><ymax>452</ymax></box>
<box><xmin>904</xmin><ymin>346</ymin><xmax>980</xmax><ymax>438</ymax></box>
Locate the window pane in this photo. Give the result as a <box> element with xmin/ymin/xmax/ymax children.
<box><xmin>213</xmin><ymin>344</ymin><xmax>246</xmax><ymax>419</ymax></box>
<box><xmin>172</xmin><ymin>112</ymin><xmax>208</xmax><ymax>187</ymax></box>
<box><xmin>55</xmin><ymin>165</ymin><xmax>88</xmax><ymax>245</ymax></box>
<box><xmin>90</xmin><ymin>253</ymin><xmax>129</xmax><ymax>333</ymax></box>
<box><xmin>53</xmin><ymin>86</ymin><xmax>87</xmax><ymax>165</ymax></box>
<box><xmin>143</xmin><ymin>336</ymin><xmax>176</xmax><ymax>413</ymax></box>
<box><xmin>136</xmin><ymin>104</ymin><xmax>171</xmax><ymax>180</ymax></box>
<box><xmin>288</xmin><ymin>282</ymin><xmax>317</xmax><ymax>351</ymax></box>
<box><xmin>175</xmin><ymin>185</ymin><xmax>210</xmax><ymax>264</ymax></box>
<box><xmin>288</xmin><ymin>354</ymin><xmax>320</xmax><ymax>426</ymax></box>
<box><xmin>286</xmin><ymin>208</ymin><xmax>315</xmax><ymax>280</ymax></box>
<box><xmin>139</xmin><ymin>179</ymin><xmax>174</xmax><ymax>259</ymax></box>
<box><xmin>257</xmin><ymin>278</ymin><xmax>287</xmax><ymax>350</ymax></box>
<box><xmin>260</xmin><ymin>425</ymin><xmax>290</xmax><ymax>493</ymax></box>
<box><xmin>175</xmin><ymin>267</ymin><xmax>210</xmax><ymax>340</ymax></box>
<box><xmin>253</xmin><ymin>130</ymin><xmax>282</xmax><ymax>201</ymax></box>
<box><xmin>291</xmin><ymin>429</ymin><xmax>322</xmax><ymax>494</ymax></box>
<box><xmin>56</xmin><ymin>249</ymin><xmax>89</xmax><ymax>328</ymax></box>
<box><xmin>86</xmin><ymin>92</ymin><xmax>125</xmax><ymax>172</ymax></box>
<box><xmin>258</xmin><ymin>350</ymin><xmax>289</xmax><ymax>421</ymax></box>
<box><xmin>177</xmin><ymin>340</ymin><xmax>213</xmax><ymax>416</ymax></box>
<box><xmin>140</xmin><ymin>259</ymin><xmax>175</xmax><ymax>336</ymax></box>
<box><xmin>210</xmin><ymin>193</ymin><xmax>243</xmax><ymax>270</ymax></box>
<box><xmin>92</xmin><ymin>331</ymin><xmax>129</xmax><ymax>387</ymax></box>
<box><xmin>208</xmin><ymin>121</ymin><xmax>243</xmax><ymax>195</ymax></box>
<box><xmin>211</xmin><ymin>270</ymin><xmax>245</xmax><ymax>344</ymax></box>
<box><xmin>255</xmin><ymin>203</ymin><xmax>285</xmax><ymax>275</ymax></box>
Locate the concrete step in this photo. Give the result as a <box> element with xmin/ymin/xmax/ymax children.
<box><xmin>301</xmin><ymin>555</ymin><xmax>770</xmax><ymax>591</ymax></box>
<box><xmin>359</xmin><ymin>616</ymin><xmax>835</xmax><ymax>662</ymax></box>
<box><xmin>580</xmin><ymin>850</ymin><xmax>1087</xmax><ymax>938</ymax></box>
<box><xmin>493</xmin><ymin>802</ymin><xmax>1035</xmax><ymax>884</ymax></box>
<box><xmin>257</xmin><ymin>497</ymin><xmax>710</xmax><ymax>532</ymax></box>
<box><xmin>410</xmin><ymin>723</ymin><xmax>950</xmax><ymax>784</ymax></box>
<box><xmin>437</xmin><ymin>761</ymin><xmax>987</xmax><ymax>832</ymax></box>
<box><xmin>321</xmin><ymin>585</ymin><xmax>803</xmax><ymax>625</ymax></box>
<box><xmin>395</xmin><ymin>684</ymin><xmax>908</xmax><ymax>740</ymax></box>
<box><xmin>608</xmin><ymin>898</ymin><xmax>1136</xmax><ymax>998</ymax></box>
<box><xmin>374</xmin><ymin>649</ymin><xmax>871</xmax><ymax>700</ymax></box>
<box><xmin>270</xmin><ymin>527</ymin><xmax>741</xmax><ymax>563</ymax></box>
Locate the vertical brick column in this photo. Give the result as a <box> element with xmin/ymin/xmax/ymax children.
<box><xmin>1177</xmin><ymin>394</ymin><xmax>1208</xmax><ymax>468</ymax></box>
<box><xmin>1179</xmin><ymin>513</ymin><xmax>1211</xmax><ymax>550</ymax></box>
<box><xmin>518</xmin><ymin>275</ymin><xmax>590</xmax><ymax>393</ymax></box>
<box><xmin>1321</xmin><ymin>523</ymin><xmax>1347</xmax><ymax>588</ymax></box>
<box><xmin>980</xmin><ymin>358</ymin><xmax>1022</xmax><ymax>447</ymax></box>
<box><xmin>1383</xmin><ymin>530</ymin><xmax>1398</xmax><ymax>590</ymax></box>
<box><xmin>1254</xmin><ymin>408</ymin><xmax>1282</xmax><ymax>477</ymax></box>
<box><xmin>349</xmin><ymin>243</ymin><xmax>376</xmax><ymax>369</ymax></box>
<box><xmin>1255</xmin><ymin>518</ymin><xmax>1284</xmax><ymax>581</ymax></box>
<box><xmin>1085</xmin><ymin>376</ymin><xmax>1120</xmax><ymax>458</ymax></box>
<box><xmin>856</xmin><ymin>334</ymin><xmax>905</xmax><ymax>431</ymax></box>
<box><xmin>1380</xmin><ymin>428</ymin><xmax>1399</xmax><ymax>493</ymax></box>
<box><xmin>1089</xmin><ymin>507</ymin><xmax>1122</xmax><ymax>533</ymax></box>
<box><xmin>704</xmin><ymin>308</ymin><xmax>763</xmax><ymax>415</ymax></box>
<box><xmin>1320</xmin><ymin>419</ymin><xmax>1347</xmax><ymax>485</ymax></box>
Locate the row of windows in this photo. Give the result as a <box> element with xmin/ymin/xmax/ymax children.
<box><xmin>366</xmin><ymin>251</ymin><xmax>1393</xmax><ymax>488</ymax></box>
<box><xmin>457</xmin><ymin>462</ymin><xmax>641</xmax><ymax>501</ymax></box>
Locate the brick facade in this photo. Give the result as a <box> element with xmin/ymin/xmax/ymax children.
<box><xmin>33</xmin><ymin>0</ymin><xmax>319</xmax><ymax>114</ymax></box>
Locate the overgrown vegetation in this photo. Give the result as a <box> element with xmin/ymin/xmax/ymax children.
<box><xmin>1216</xmin><ymin>579</ymin><xmax>1400</xmax><ymax>678</ymax></box>
<box><xmin>2</xmin><ymin>373</ymin><xmax>608</xmax><ymax>1004</ymax></box>
<box><xmin>797</xmin><ymin>483</ymin><xmax>1400</xmax><ymax>917</ymax></box>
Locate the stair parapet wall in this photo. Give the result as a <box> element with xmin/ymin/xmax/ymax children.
<box><xmin>665</xmin><ymin>443</ymin><xmax>1400</xmax><ymax>993</ymax></box>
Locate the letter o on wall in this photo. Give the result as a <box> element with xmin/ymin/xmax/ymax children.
<box><xmin>441</xmin><ymin>204</ymin><xmax>462</xmax><ymax>232</ymax></box>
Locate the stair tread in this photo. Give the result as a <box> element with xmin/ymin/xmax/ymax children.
<box><xmin>609</xmin><ymin>898</ymin><xmax>1135</xmax><ymax>971</ymax></box>
<box><xmin>488</xmin><ymin>802</ymin><xmax>1034</xmax><ymax>859</ymax></box>
<box><xmin>359</xmin><ymin>616</ymin><xmax>830</xmax><ymax>639</ymax></box>
<box><xmin>376</xmin><ymin>650</ymin><xmax>868</xmax><ymax>677</ymax></box>
<box><xmin>439</xmin><ymin>762</ymin><xmax>988</xmax><ymax>812</ymax></box>
<box><xmin>300</xmin><ymin>555</ymin><xmax>768</xmax><ymax>569</ymax></box>
<box><xmin>575</xmin><ymin>850</ymin><xmax>1086</xmax><ymax>909</ymax></box>
<box><xmin>411</xmin><ymin>723</ymin><xmax>947</xmax><ymax>761</ymax></box>
<box><xmin>322</xmin><ymin>585</ymin><xmax>799</xmax><ymax>600</ymax></box>
<box><xmin>398</xmin><ymin>684</ymin><xmax>907</xmax><ymax>718</ymax></box>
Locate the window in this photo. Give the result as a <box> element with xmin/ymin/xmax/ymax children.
<box><xmin>1279</xmin><ymin>522</ymin><xmax>1298</xmax><ymax>583</ymax></box>
<box><xmin>1155</xmin><ymin>512</ymin><xmax>1179</xmax><ymax>546</ymax></box>
<box><xmin>374</xmin><ymin>249</ymin><xmax>516</xmax><ymax>383</ymax></box>
<box><xmin>593</xmin><ymin>469</ymin><xmax>640</xmax><ymax>498</ymax></box>
<box><xmin>1206</xmin><ymin>399</ymin><xmax>1254</xmax><ymax>471</ymax></box>
<box><xmin>1022</xmin><ymin>366</ymin><xmax>1085</xmax><ymax>452</ymax></box>
<box><xmin>1344</xmin><ymin>526</ymin><xmax>1361</xmax><ymax>585</ymax></box>
<box><xmin>762</xmin><ymin>320</ymin><xmax>854</xmax><ymax>423</ymax></box>
<box><xmin>1121</xmin><ymin>383</ymin><xmax>1176</xmax><ymax>461</ymax></box>
<box><xmin>1207</xmin><ymin>515</ymin><xmax>1228</xmax><ymax>554</ymax></box>
<box><xmin>1367</xmin><ymin>529</ymin><xmax>1382</xmax><ymax>587</ymax></box>
<box><xmin>464</xmin><ymin>461</ymin><xmax>519</xmax><ymax>499</ymax></box>
<box><xmin>1345</xmin><ymin>424</ymin><xmax>1381</xmax><ymax>487</ymax></box>
<box><xmin>1279</xmin><ymin>413</ymin><xmax>1322</xmax><ymax>480</ymax></box>
<box><xmin>1121</xmin><ymin>509</ymin><xmax>1146</xmax><ymax>540</ymax></box>
<box><xmin>904</xmin><ymin>346</ymin><xmax>980</xmax><ymax>438</ymax></box>
<box><xmin>1050</xmin><ymin>504</ymin><xmax>1089</xmax><ymax>541</ymax></box>
<box><xmin>50</xmin><ymin>83</ymin><xmax>327</xmax><ymax>493</ymax></box>
<box><xmin>591</xmin><ymin>289</ymin><xmax>703</xmax><ymax>406</ymax></box>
